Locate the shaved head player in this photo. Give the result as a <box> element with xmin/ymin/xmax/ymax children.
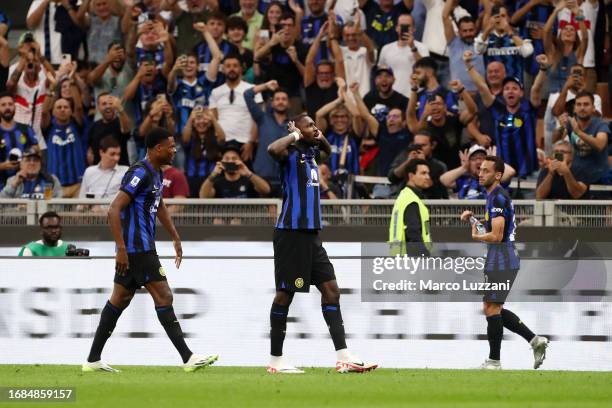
<box><xmin>266</xmin><ymin>115</ymin><xmax>378</xmax><ymax>374</ymax></box>
<box><xmin>83</xmin><ymin>128</ymin><xmax>218</xmax><ymax>373</ymax></box>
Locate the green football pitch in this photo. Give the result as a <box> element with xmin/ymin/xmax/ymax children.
<box><xmin>1</xmin><ymin>365</ymin><xmax>611</xmax><ymax>408</ymax></box>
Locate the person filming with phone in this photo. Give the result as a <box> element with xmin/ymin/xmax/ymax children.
<box><xmin>535</xmin><ymin>140</ymin><xmax>588</xmax><ymax>199</ymax></box>
<box><xmin>199</xmin><ymin>142</ymin><xmax>270</xmax><ymax>198</ymax></box>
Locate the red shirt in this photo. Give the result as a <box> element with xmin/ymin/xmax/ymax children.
<box><xmin>162</xmin><ymin>167</ymin><xmax>189</xmax><ymax>198</ymax></box>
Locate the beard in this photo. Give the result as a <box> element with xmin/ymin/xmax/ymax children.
<box><xmin>226</xmin><ymin>72</ymin><xmax>239</xmax><ymax>81</ymax></box>
<box><xmin>272</xmin><ymin>106</ymin><xmax>287</xmax><ymax>114</ymax></box>
<box><xmin>1</xmin><ymin>110</ymin><xmax>15</xmax><ymax>122</ymax></box>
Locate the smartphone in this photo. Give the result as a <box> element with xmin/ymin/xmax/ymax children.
<box><xmin>144</xmin><ymin>52</ymin><xmax>156</xmax><ymax>63</ymax></box>
<box><xmin>427</xmin><ymin>93</ymin><xmax>437</xmax><ymax>103</ymax></box>
<box><xmin>554</xmin><ymin>152</ymin><xmax>564</xmax><ymax>161</ymax></box>
<box><xmin>61</xmin><ymin>53</ymin><xmax>72</xmax><ymax>64</ymax></box>
<box><xmin>222</xmin><ymin>162</ymin><xmax>238</xmax><ymax>172</ymax></box>
<box><xmin>400</xmin><ymin>24</ymin><xmax>410</xmax><ymax>35</ymax></box>
<box><xmin>259</xmin><ymin>29</ymin><xmax>270</xmax><ymax>40</ymax></box>
<box><xmin>274</xmin><ymin>23</ymin><xmax>283</xmax><ymax>33</ymax></box>
<box><xmin>491</xmin><ymin>5</ymin><xmax>502</xmax><ymax>17</ymax></box>
<box><xmin>156</xmin><ymin>94</ymin><xmax>167</xmax><ymax>102</ymax></box>
<box><xmin>85</xmin><ymin>192</ymin><xmax>95</xmax><ymax>199</ymax></box>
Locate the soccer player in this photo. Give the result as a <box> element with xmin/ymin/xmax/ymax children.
<box><xmin>461</xmin><ymin>155</ymin><xmax>548</xmax><ymax>370</ymax></box>
<box><xmin>83</xmin><ymin>127</ymin><xmax>218</xmax><ymax>373</ymax></box>
<box><xmin>266</xmin><ymin>115</ymin><xmax>377</xmax><ymax>374</ymax></box>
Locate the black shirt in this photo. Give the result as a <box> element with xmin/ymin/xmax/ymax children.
<box><xmin>0</xmin><ymin>64</ymin><xmax>7</xmax><ymax>93</ymax></box>
<box><xmin>213</xmin><ymin>175</ymin><xmax>256</xmax><ymax>198</ymax></box>
<box><xmin>536</xmin><ymin>168</ymin><xmax>589</xmax><ymax>199</ymax></box>
<box><xmin>265</xmin><ymin>43</ymin><xmax>308</xmax><ymax>97</ymax></box>
<box><xmin>363</xmin><ymin>90</ymin><xmax>408</xmax><ymax>122</ymax></box>
<box><xmin>403</xmin><ymin>186</ymin><xmax>430</xmax><ymax>256</ymax></box>
<box><xmin>305</xmin><ymin>83</ymin><xmax>338</xmax><ymax>119</ymax></box>
<box><xmin>87</xmin><ymin>118</ymin><xmax>131</xmax><ymax>166</ymax></box>
<box><xmin>426</xmin><ymin>115</ymin><xmax>465</xmax><ymax>169</ymax></box>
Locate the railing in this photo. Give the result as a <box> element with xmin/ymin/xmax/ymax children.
<box><xmin>1</xmin><ymin>199</ymin><xmax>610</xmax><ymax>227</ymax></box>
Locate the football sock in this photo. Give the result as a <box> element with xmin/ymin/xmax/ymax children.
<box><xmin>487</xmin><ymin>314</ymin><xmax>503</xmax><ymax>360</ymax></box>
<box><xmin>270</xmin><ymin>303</ymin><xmax>289</xmax><ymax>357</ymax></box>
<box><xmin>501</xmin><ymin>309</ymin><xmax>535</xmax><ymax>342</ymax></box>
<box><xmin>87</xmin><ymin>301</ymin><xmax>123</xmax><ymax>363</ymax></box>
<box><xmin>156</xmin><ymin>305</ymin><xmax>192</xmax><ymax>364</ymax></box>
<box><xmin>322</xmin><ymin>304</ymin><xmax>347</xmax><ymax>351</ymax></box>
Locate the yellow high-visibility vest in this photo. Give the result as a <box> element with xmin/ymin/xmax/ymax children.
<box><xmin>389</xmin><ymin>186</ymin><xmax>431</xmax><ymax>255</ymax></box>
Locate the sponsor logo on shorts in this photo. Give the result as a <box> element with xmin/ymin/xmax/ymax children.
<box><xmin>294</xmin><ymin>278</ymin><xmax>304</xmax><ymax>289</ymax></box>
<box><xmin>159</xmin><ymin>266</ymin><xmax>166</xmax><ymax>277</ymax></box>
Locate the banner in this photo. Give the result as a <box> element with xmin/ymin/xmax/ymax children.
<box><xmin>1</xmin><ymin>257</ymin><xmax>611</xmax><ymax>370</ymax></box>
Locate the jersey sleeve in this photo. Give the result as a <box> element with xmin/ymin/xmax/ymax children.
<box><xmin>120</xmin><ymin>166</ymin><xmax>148</xmax><ymax>198</ymax></box>
<box><xmin>488</xmin><ymin>192</ymin><xmax>507</xmax><ymax>220</ymax></box>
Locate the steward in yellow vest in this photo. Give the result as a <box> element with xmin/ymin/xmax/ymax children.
<box><xmin>389</xmin><ymin>159</ymin><xmax>433</xmax><ymax>256</ymax></box>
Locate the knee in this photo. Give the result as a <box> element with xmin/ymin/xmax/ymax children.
<box><xmin>157</xmin><ymin>290</ymin><xmax>173</xmax><ymax>307</ymax></box>
<box><xmin>273</xmin><ymin>291</ymin><xmax>293</xmax><ymax>307</ymax></box>
<box><xmin>483</xmin><ymin>302</ymin><xmax>501</xmax><ymax>317</ymax></box>
<box><xmin>111</xmin><ymin>291</ymin><xmax>134</xmax><ymax>309</ymax></box>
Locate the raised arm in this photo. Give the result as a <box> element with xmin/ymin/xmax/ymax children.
<box><xmin>464</xmin><ymin>50</ymin><xmax>495</xmax><ymax>107</ymax></box>
<box><xmin>327</xmin><ymin>14</ymin><xmax>345</xmax><ymax>81</ymax></box>
<box><xmin>442</xmin><ymin>0</ymin><xmax>456</xmax><ymax>44</ymax></box>
<box><xmin>304</xmin><ymin>21</ymin><xmax>329</xmax><ymax>87</ymax></box>
<box><xmin>450</xmin><ymin>79</ymin><xmax>477</xmax><ymax>124</ymax></box>
<box><xmin>268</xmin><ymin>121</ymin><xmax>301</xmax><ymax>161</ymax></box>
<box><xmin>123</xmin><ymin>63</ymin><xmax>147</xmax><ymax>102</ymax></box>
<box><xmin>27</xmin><ymin>0</ymin><xmax>50</xmax><ymax>29</ymax></box>
<box><xmin>543</xmin><ymin>2</ymin><xmax>563</xmax><ymax>62</ymax></box>
<box><xmin>530</xmin><ymin>55</ymin><xmax>549</xmax><ymax>108</ymax></box>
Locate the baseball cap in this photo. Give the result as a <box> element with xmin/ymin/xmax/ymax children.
<box><xmin>375</xmin><ymin>65</ymin><xmax>394</xmax><ymax>76</ymax></box>
<box><xmin>22</xmin><ymin>147</ymin><xmax>41</xmax><ymax>159</ymax></box>
<box><xmin>502</xmin><ymin>76</ymin><xmax>524</xmax><ymax>90</ymax></box>
<box><xmin>467</xmin><ymin>144</ymin><xmax>486</xmax><ymax>158</ymax></box>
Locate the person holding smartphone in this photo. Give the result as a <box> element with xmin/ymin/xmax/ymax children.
<box><xmin>199</xmin><ymin>142</ymin><xmax>270</xmax><ymax>198</ymax></box>
<box><xmin>535</xmin><ymin>139</ymin><xmax>589</xmax><ymax>199</ymax></box>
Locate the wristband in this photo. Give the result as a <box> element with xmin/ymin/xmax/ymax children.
<box><xmin>247</xmin><ymin>172</ymin><xmax>254</xmax><ymax>180</ymax></box>
<box><xmin>411</xmin><ymin>47</ymin><xmax>418</xmax><ymax>53</ymax></box>
<box><xmin>290</xmin><ymin>131</ymin><xmax>300</xmax><ymax>142</ymax></box>
<box><xmin>466</xmin><ymin>65</ymin><xmax>474</xmax><ymax>71</ymax></box>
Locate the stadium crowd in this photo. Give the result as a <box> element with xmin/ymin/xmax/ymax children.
<box><xmin>0</xmin><ymin>0</ymin><xmax>610</xmax><ymax>200</ymax></box>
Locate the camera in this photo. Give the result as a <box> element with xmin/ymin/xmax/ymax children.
<box><xmin>427</xmin><ymin>94</ymin><xmax>437</xmax><ymax>103</ymax></box>
<box><xmin>222</xmin><ymin>162</ymin><xmax>238</xmax><ymax>172</ymax></box>
<box><xmin>65</xmin><ymin>244</ymin><xmax>90</xmax><ymax>257</ymax></box>
<box><xmin>23</xmin><ymin>32</ymin><xmax>34</xmax><ymax>43</ymax></box>
<box><xmin>400</xmin><ymin>24</ymin><xmax>410</xmax><ymax>35</ymax></box>
<box><xmin>554</xmin><ymin>152</ymin><xmax>564</xmax><ymax>162</ymax></box>
<box><xmin>8</xmin><ymin>148</ymin><xmax>22</xmax><ymax>162</ymax></box>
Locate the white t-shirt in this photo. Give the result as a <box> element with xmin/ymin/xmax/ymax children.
<box><xmin>341</xmin><ymin>46</ymin><xmax>374</xmax><ymax>96</ymax></box>
<box><xmin>209</xmin><ymin>81</ymin><xmax>262</xmax><ymax>144</ymax></box>
<box><xmin>27</xmin><ymin>0</ymin><xmax>83</xmax><ymax>65</ymax></box>
<box><xmin>79</xmin><ymin>164</ymin><xmax>129</xmax><ymax>199</ymax></box>
<box><xmin>558</xmin><ymin>2</ymin><xmax>598</xmax><ymax>68</ymax></box>
<box><xmin>378</xmin><ymin>41</ymin><xmax>430</xmax><ymax>97</ymax></box>
<box><xmin>8</xmin><ymin>63</ymin><xmax>48</xmax><ymax>150</ymax></box>
<box><xmin>421</xmin><ymin>0</ymin><xmax>470</xmax><ymax>56</ymax></box>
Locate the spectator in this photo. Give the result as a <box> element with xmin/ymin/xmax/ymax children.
<box><xmin>87</xmin><ymin>93</ymin><xmax>131</xmax><ymax>166</ymax></box>
<box><xmin>333</xmin><ymin>0</ymin><xmax>367</xmax><ymax>32</ymax></box>
<box><xmin>226</xmin><ymin>16</ymin><xmax>255</xmax><ymax>81</ymax></box>
<box><xmin>87</xmin><ymin>42</ymin><xmax>134</xmax><ymax>104</ymax></box>
<box><xmin>77</xmin><ymin>0</ymin><xmax>123</xmax><ymax>65</ymax></box>
<box><xmin>7</xmin><ymin>37</ymin><xmax>53</xmax><ymax>150</ymax></box>
<box><xmin>162</xmin><ymin>165</ymin><xmax>190</xmax><ymax>198</ymax></box>
<box><xmin>553</xmin><ymin>91</ymin><xmax>610</xmax><ymax>186</ymax></box>
<box><xmin>536</xmin><ymin>140</ymin><xmax>589</xmax><ymax>199</ymax></box>
<box><xmin>79</xmin><ymin>135</ymin><xmax>128</xmax><ymax>198</ymax></box>
<box><xmin>182</xmin><ymin>106</ymin><xmax>225</xmax><ymax>198</ymax></box>
<box><xmin>465</xmin><ymin>50</ymin><xmax>546</xmax><ymax>178</ymax></box>
<box><xmin>542</xmin><ymin>1</ymin><xmax>588</xmax><ymax>94</ymax></box>
<box><xmin>194</xmin><ymin>13</ymin><xmax>239</xmax><ymax>87</ymax></box>
<box><xmin>340</xmin><ymin>20</ymin><xmax>376</xmax><ymax>96</ymax></box>
<box><xmin>0</xmin><ymin>148</ymin><xmax>61</xmax><ymax>199</ymax></box>
<box><xmin>365</xmin><ymin>0</ymin><xmax>400</xmax><ymax>49</ymax></box>
<box><xmin>407</xmin><ymin>79</ymin><xmax>477</xmax><ymax>169</ymax></box>
<box><xmin>128</xmin><ymin>20</ymin><xmax>173</xmax><ymax>79</ymax></box>
<box><xmin>419</xmin><ymin>0</ymin><xmax>470</xmax><ymax>86</ymax></box>
<box><xmin>318</xmin><ymin>162</ymin><xmax>340</xmax><ymax>199</ymax></box>
<box><xmin>545</xmin><ymin>64</ymin><xmax>602</xmax><ymax>154</ymax></box>
<box><xmin>442</xmin><ymin>1</ymin><xmax>484</xmax><ymax>93</ymax></box>
<box><xmin>0</xmin><ymin>9</ymin><xmax>8</xmax><ymax>38</ymax></box>
<box><xmin>378</xmin><ymin>14</ymin><xmax>428</xmax><ymax>97</ymax></box>
<box><xmin>165</xmin><ymin>0</ymin><xmax>211</xmax><ymax>55</ymax></box>
<box><xmin>440</xmin><ymin>145</ymin><xmax>515</xmax><ymax>199</ymax></box>
<box><xmin>27</xmin><ymin>0</ymin><xmax>86</xmax><ymax>65</ymax></box>
<box><xmin>231</xmin><ymin>0</ymin><xmax>263</xmax><ymax>51</ymax></box>
<box><xmin>388</xmin><ymin>131</ymin><xmax>449</xmax><ymax>199</ymax></box>
<box><xmin>301</xmin><ymin>0</ymin><xmax>341</xmax><ymax>62</ymax></box>
<box><xmin>255</xmin><ymin>12</ymin><xmax>306</xmax><ymax>116</ymax></box>
<box><xmin>138</xmin><ymin>97</ymin><xmax>176</xmax><ymax>154</ymax></box>
<box><xmin>209</xmin><ymin>55</ymin><xmax>261</xmax><ymax>146</ymax></box>
<box><xmin>304</xmin><ymin>21</ymin><xmax>344</xmax><ymax>119</ymax></box>
<box><xmin>243</xmin><ymin>80</ymin><xmax>289</xmax><ymax>196</ymax></box>
<box><xmin>352</xmin><ymin>83</ymin><xmax>411</xmax><ymax>177</ymax></box>
<box><xmin>41</xmin><ymin>97</ymin><xmax>86</xmax><ymax>197</ymax></box>
<box><xmin>474</xmin><ymin>4</ymin><xmax>534</xmax><ymax>81</ymax></box>
<box><xmin>18</xmin><ymin>211</ymin><xmax>70</xmax><ymax>256</ymax></box>
<box><xmin>412</xmin><ymin>57</ymin><xmax>458</xmax><ymax>118</ymax></box>
<box><xmin>0</xmin><ymin>93</ymin><xmax>39</xmax><ymax>190</ymax></box>
<box><xmin>509</xmin><ymin>0</ymin><xmax>554</xmax><ymax>91</ymax></box>
<box><xmin>200</xmin><ymin>143</ymin><xmax>271</xmax><ymax>198</ymax></box>
<box><xmin>557</xmin><ymin>0</ymin><xmax>599</xmax><ymax>93</ymax></box>
<box><xmin>51</xmin><ymin>63</ymin><xmax>86</xmax><ymax>127</ymax></box>
<box><xmin>315</xmin><ymin>78</ymin><xmax>362</xmax><ymax>179</ymax></box>
<box><xmin>466</xmin><ymin>60</ymin><xmax>506</xmax><ymax>148</ymax></box>
<box><xmin>168</xmin><ymin>49</ymin><xmax>221</xmax><ymax>135</ymax></box>
<box><xmin>255</xmin><ymin>1</ymin><xmax>284</xmax><ymax>47</ymax></box>
<box><xmin>363</xmin><ymin>66</ymin><xmax>408</xmax><ymax>123</ymax></box>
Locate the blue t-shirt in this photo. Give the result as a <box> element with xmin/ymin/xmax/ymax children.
<box><xmin>567</xmin><ymin>117</ymin><xmax>611</xmax><ymax>184</ymax></box>
<box><xmin>448</xmin><ymin>37</ymin><xmax>485</xmax><ymax>92</ymax></box>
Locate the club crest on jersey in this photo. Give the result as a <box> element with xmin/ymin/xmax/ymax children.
<box><xmin>130</xmin><ymin>176</ymin><xmax>141</xmax><ymax>187</ymax></box>
<box><xmin>307</xmin><ymin>168</ymin><xmax>319</xmax><ymax>187</ymax></box>
<box><xmin>294</xmin><ymin>278</ymin><xmax>304</xmax><ymax>289</ymax></box>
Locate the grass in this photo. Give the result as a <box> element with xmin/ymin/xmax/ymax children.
<box><xmin>1</xmin><ymin>365</ymin><xmax>611</xmax><ymax>408</ymax></box>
